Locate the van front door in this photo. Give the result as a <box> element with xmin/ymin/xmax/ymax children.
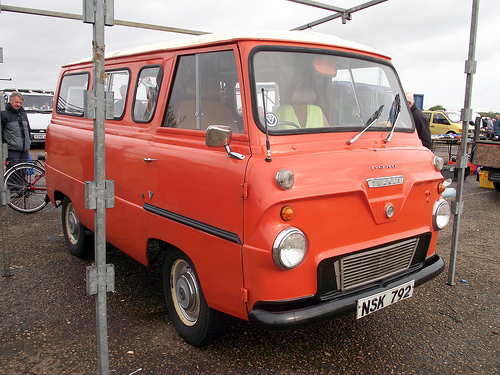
<box><xmin>142</xmin><ymin>48</ymin><xmax>250</xmax><ymax>320</ymax></box>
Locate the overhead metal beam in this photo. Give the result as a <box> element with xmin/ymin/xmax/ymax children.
<box><xmin>0</xmin><ymin>4</ymin><xmax>209</xmax><ymax>35</ymax></box>
<box><xmin>292</xmin><ymin>10</ymin><xmax>343</xmax><ymax>29</ymax></box>
<box><xmin>291</xmin><ymin>0</ymin><xmax>389</xmax><ymax>29</ymax></box>
<box><xmin>287</xmin><ymin>0</ymin><xmax>346</xmax><ymax>13</ymax></box>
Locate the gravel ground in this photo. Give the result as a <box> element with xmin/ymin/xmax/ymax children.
<box><xmin>0</xmin><ymin>145</ymin><xmax>499</xmax><ymax>374</ymax></box>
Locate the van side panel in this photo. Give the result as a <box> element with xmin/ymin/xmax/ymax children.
<box><xmin>46</xmin><ymin>120</ymin><xmax>155</xmax><ymax>265</ymax></box>
<box><xmin>140</xmin><ymin>130</ymin><xmax>250</xmax><ymax>320</ymax></box>
<box><xmin>101</xmin><ymin>131</ymin><xmax>154</xmax><ymax>265</ymax></box>
<box><xmin>46</xmin><ymin>119</ymin><xmax>95</xmax><ymax>229</ymax></box>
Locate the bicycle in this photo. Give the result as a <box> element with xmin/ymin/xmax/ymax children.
<box><xmin>3</xmin><ymin>154</ymin><xmax>48</xmax><ymax>213</ymax></box>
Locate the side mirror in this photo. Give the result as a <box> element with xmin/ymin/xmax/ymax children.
<box><xmin>206</xmin><ymin>125</ymin><xmax>231</xmax><ymax>147</ymax></box>
<box><xmin>206</xmin><ymin>125</ymin><xmax>245</xmax><ymax>160</ymax></box>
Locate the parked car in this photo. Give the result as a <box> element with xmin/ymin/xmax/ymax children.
<box><xmin>423</xmin><ymin>110</ymin><xmax>474</xmax><ymax>136</ymax></box>
<box><xmin>1</xmin><ymin>89</ymin><xmax>54</xmax><ymax>146</ymax></box>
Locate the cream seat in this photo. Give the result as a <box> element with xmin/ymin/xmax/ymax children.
<box><xmin>174</xmin><ymin>81</ymin><xmax>239</xmax><ymax>133</ymax></box>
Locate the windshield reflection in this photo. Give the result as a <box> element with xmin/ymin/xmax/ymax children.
<box><xmin>252</xmin><ymin>50</ymin><xmax>412</xmax><ymax>134</ymax></box>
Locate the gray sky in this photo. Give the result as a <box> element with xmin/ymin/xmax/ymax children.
<box><xmin>1</xmin><ymin>0</ymin><xmax>498</xmax><ymax>111</ymax></box>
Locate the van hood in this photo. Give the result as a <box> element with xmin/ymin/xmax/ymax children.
<box><xmin>27</xmin><ymin>113</ymin><xmax>52</xmax><ymax>131</ymax></box>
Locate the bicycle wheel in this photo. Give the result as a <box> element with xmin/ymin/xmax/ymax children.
<box><xmin>4</xmin><ymin>163</ymin><xmax>48</xmax><ymax>213</ymax></box>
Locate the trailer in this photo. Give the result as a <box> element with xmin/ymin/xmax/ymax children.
<box><xmin>472</xmin><ymin>140</ymin><xmax>500</xmax><ymax>191</ymax></box>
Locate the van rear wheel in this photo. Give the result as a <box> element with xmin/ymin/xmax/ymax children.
<box><xmin>61</xmin><ymin>196</ymin><xmax>93</xmax><ymax>257</ymax></box>
<box><xmin>163</xmin><ymin>248</ymin><xmax>219</xmax><ymax>346</ymax></box>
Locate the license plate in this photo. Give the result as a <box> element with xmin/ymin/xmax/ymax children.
<box><xmin>356</xmin><ymin>280</ymin><xmax>414</xmax><ymax>319</ymax></box>
<box><xmin>33</xmin><ymin>134</ymin><xmax>46</xmax><ymax>140</ymax></box>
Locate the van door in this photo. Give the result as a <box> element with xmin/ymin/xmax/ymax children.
<box><xmin>141</xmin><ymin>48</ymin><xmax>250</xmax><ymax>319</ymax></box>
<box><xmin>433</xmin><ymin>112</ymin><xmax>451</xmax><ymax>134</ymax></box>
<box><xmin>103</xmin><ymin>65</ymin><xmax>162</xmax><ymax>265</ymax></box>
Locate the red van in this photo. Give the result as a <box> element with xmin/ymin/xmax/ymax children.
<box><xmin>46</xmin><ymin>31</ymin><xmax>450</xmax><ymax>346</ymax></box>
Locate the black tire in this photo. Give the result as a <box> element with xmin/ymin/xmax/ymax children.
<box><xmin>61</xmin><ymin>196</ymin><xmax>93</xmax><ymax>257</ymax></box>
<box><xmin>4</xmin><ymin>163</ymin><xmax>48</xmax><ymax>213</ymax></box>
<box><xmin>494</xmin><ymin>182</ymin><xmax>500</xmax><ymax>192</ymax></box>
<box><xmin>163</xmin><ymin>248</ymin><xmax>219</xmax><ymax>346</ymax></box>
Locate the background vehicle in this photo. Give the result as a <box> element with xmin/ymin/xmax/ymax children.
<box><xmin>472</xmin><ymin>140</ymin><xmax>500</xmax><ymax>191</ymax></box>
<box><xmin>423</xmin><ymin>110</ymin><xmax>474</xmax><ymax>136</ymax></box>
<box><xmin>1</xmin><ymin>89</ymin><xmax>54</xmax><ymax>146</ymax></box>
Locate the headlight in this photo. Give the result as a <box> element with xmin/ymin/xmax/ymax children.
<box><xmin>433</xmin><ymin>156</ymin><xmax>445</xmax><ymax>171</ymax></box>
<box><xmin>272</xmin><ymin>227</ymin><xmax>307</xmax><ymax>270</ymax></box>
<box><xmin>276</xmin><ymin>169</ymin><xmax>295</xmax><ymax>190</ymax></box>
<box><xmin>433</xmin><ymin>199</ymin><xmax>451</xmax><ymax>230</ymax></box>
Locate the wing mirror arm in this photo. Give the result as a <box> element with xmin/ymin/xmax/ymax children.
<box><xmin>206</xmin><ymin>125</ymin><xmax>245</xmax><ymax>160</ymax></box>
<box><xmin>224</xmin><ymin>144</ymin><xmax>245</xmax><ymax>160</ymax></box>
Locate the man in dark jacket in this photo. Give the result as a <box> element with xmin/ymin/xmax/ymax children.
<box><xmin>1</xmin><ymin>91</ymin><xmax>32</xmax><ymax>167</ymax></box>
<box><xmin>405</xmin><ymin>92</ymin><xmax>432</xmax><ymax>150</ymax></box>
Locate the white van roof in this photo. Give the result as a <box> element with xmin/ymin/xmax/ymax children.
<box><xmin>67</xmin><ymin>30</ymin><xmax>388</xmax><ymax>66</ymax></box>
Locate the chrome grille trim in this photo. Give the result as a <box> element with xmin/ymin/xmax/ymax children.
<box><xmin>339</xmin><ymin>238</ymin><xmax>419</xmax><ymax>291</ymax></box>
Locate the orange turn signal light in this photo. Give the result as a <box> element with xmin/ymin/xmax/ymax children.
<box><xmin>280</xmin><ymin>205</ymin><xmax>295</xmax><ymax>221</ymax></box>
<box><xmin>437</xmin><ymin>182</ymin><xmax>446</xmax><ymax>194</ymax></box>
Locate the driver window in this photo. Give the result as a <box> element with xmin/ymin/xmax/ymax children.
<box><xmin>434</xmin><ymin>113</ymin><xmax>449</xmax><ymax>125</ymax></box>
<box><xmin>163</xmin><ymin>50</ymin><xmax>243</xmax><ymax>133</ymax></box>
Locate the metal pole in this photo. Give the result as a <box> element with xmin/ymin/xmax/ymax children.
<box><xmin>291</xmin><ymin>0</ymin><xmax>388</xmax><ymax>29</ymax></box>
<box><xmin>94</xmin><ymin>1</ymin><xmax>109</xmax><ymax>371</ymax></box>
<box><xmin>287</xmin><ymin>0</ymin><xmax>346</xmax><ymax>13</ymax></box>
<box><xmin>0</xmin><ymin>204</ymin><xmax>10</xmax><ymax>278</ymax></box>
<box><xmin>82</xmin><ymin>0</ymin><xmax>114</xmax><ymax>373</ymax></box>
<box><xmin>447</xmin><ymin>0</ymin><xmax>480</xmax><ymax>286</ymax></box>
<box><xmin>1</xmin><ymin>136</ymin><xmax>12</xmax><ymax>278</ymax></box>
<box><xmin>0</xmin><ymin>44</ymin><xmax>12</xmax><ymax>278</ymax></box>
<box><xmin>0</xmin><ymin>4</ymin><xmax>208</xmax><ymax>36</ymax></box>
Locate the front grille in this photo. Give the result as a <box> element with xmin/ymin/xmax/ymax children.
<box><xmin>339</xmin><ymin>238</ymin><xmax>419</xmax><ymax>290</ymax></box>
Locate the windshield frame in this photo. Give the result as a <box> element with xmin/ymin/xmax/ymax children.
<box><xmin>248</xmin><ymin>45</ymin><xmax>414</xmax><ymax>136</ymax></box>
<box><xmin>444</xmin><ymin>111</ymin><xmax>461</xmax><ymax>123</ymax></box>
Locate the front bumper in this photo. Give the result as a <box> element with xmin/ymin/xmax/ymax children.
<box><xmin>30</xmin><ymin>132</ymin><xmax>46</xmax><ymax>145</ymax></box>
<box><xmin>248</xmin><ymin>254</ymin><xmax>444</xmax><ymax>330</ymax></box>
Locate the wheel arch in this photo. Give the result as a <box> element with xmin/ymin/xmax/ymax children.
<box><xmin>52</xmin><ymin>189</ymin><xmax>66</xmax><ymax>207</ymax></box>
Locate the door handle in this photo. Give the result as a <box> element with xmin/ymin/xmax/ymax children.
<box><xmin>143</xmin><ymin>158</ymin><xmax>157</xmax><ymax>162</ymax></box>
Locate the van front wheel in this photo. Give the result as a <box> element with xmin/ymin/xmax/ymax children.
<box><xmin>163</xmin><ymin>249</ymin><xmax>219</xmax><ymax>346</ymax></box>
<box><xmin>61</xmin><ymin>196</ymin><xmax>93</xmax><ymax>258</ymax></box>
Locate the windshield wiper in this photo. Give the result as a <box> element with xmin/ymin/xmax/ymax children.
<box><xmin>384</xmin><ymin>94</ymin><xmax>401</xmax><ymax>143</ymax></box>
<box><xmin>347</xmin><ymin>104</ymin><xmax>384</xmax><ymax>145</ymax></box>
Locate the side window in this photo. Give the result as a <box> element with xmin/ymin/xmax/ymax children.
<box><xmin>434</xmin><ymin>113</ymin><xmax>449</xmax><ymax>125</ymax></box>
<box><xmin>163</xmin><ymin>50</ymin><xmax>243</xmax><ymax>133</ymax></box>
<box><xmin>56</xmin><ymin>73</ymin><xmax>89</xmax><ymax>116</ymax></box>
<box><xmin>105</xmin><ymin>69</ymin><xmax>130</xmax><ymax>119</ymax></box>
<box><xmin>133</xmin><ymin>66</ymin><xmax>163</xmax><ymax>123</ymax></box>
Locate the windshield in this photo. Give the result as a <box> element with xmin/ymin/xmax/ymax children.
<box><xmin>20</xmin><ymin>94</ymin><xmax>54</xmax><ymax>113</ymax></box>
<box><xmin>251</xmin><ymin>50</ymin><xmax>412</xmax><ymax>134</ymax></box>
<box><xmin>445</xmin><ymin>111</ymin><xmax>461</xmax><ymax>123</ymax></box>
